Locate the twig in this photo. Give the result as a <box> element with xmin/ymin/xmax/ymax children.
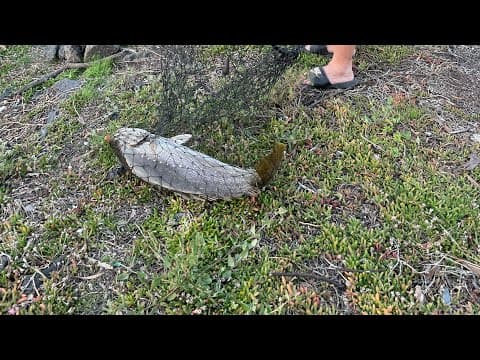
<box><xmin>298</xmin><ymin>221</ymin><xmax>322</xmax><ymax>228</ymax></box>
<box><xmin>448</xmin><ymin>128</ymin><xmax>470</xmax><ymax>135</ymax></box>
<box><xmin>271</xmin><ymin>271</ymin><xmax>345</xmax><ymax>290</ymax></box>
<box><xmin>0</xmin><ymin>49</ymin><xmax>131</xmax><ymax>101</ymax></box>
<box><xmin>336</xmin><ymin>267</ymin><xmax>386</xmax><ymax>273</ymax></box>
<box><xmin>77</xmin><ymin>272</ymin><xmax>105</xmax><ymax>280</ymax></box>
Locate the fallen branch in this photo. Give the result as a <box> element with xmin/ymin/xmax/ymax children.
<box><xmin>0</xmin><ymin>49</ymin><xmax>132</xmax><ymax>101</ymax></box>
<box><xmin>271</xmin><ymin>271</ymin><xmax>345</xmax><ymax>290</ymax></box>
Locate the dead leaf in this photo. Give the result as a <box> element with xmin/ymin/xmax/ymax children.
<box><xmin>460</xmin><ymin>153</ymin><xmax>480</xmax><ymax>171</ymax></box>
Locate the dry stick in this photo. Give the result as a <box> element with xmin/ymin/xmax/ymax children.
<box><xmin>9</xmin><ymin>63</ymin><xmax>89</xmax><ymax>98</ymax></box>
<box><xmin>1</xmin><ymin>50</ymin><xmax>131</xmax><ymax>101</ymax></box>
<box><xmin>335</xmin><ymin>267</ymin><xmax>386</xmax><ymax>273</ymax></box>
<box><xmin>271</xmin><ymin>271</ymin><xmax>345</xmax><ymax>289</ymax></box>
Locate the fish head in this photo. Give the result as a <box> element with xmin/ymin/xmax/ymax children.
<box><xmin>105</xmin><ymin>128</ymin><xmax>152</xmax><ymax>169</ymax></box>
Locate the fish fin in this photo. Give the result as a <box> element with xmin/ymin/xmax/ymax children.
<box><xmin>170</xmin><ymin>134</ymin><xmax>193</xmax><ymax>145</ymax></box>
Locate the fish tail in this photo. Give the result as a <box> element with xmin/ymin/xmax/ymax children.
<box><xmin>254</xmin><ymin>143</ymin><xmax>286</xmax><ymax>186</ymax></box>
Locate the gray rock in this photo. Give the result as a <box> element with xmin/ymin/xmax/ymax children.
<box><xmin>52</xmin><ymin>79</ymin><xmax>82</xmax><ymax>94</ymax></box>
<box><xmin>57</xmin><ymin>45</ymin><xmax>65</xmax><ymax>60</ymax></box>
<box><xmin>21</xmin><ymin>256</ymin><xmax>66</xmax><ymax>294</ymax></box>
<box><xmin>0</xmin><ymin>88</ymin><xmax>12</xmax><ymax>101</ymax></box>
<box><xmin>84</xmin><ymin>45</ymin><xmax>120</xmax><ymax>62</ymax></box>
<box><xmin>46</xmin><ymin>108</ymin><xmax>60</xmax><ymax>124</ymax></box>
<box><xmin>0</xmin><ymin>254</ymin><xmax>9</xmax><ymax>271</ymax></box>
<box><xmin>123</xmin><ymin>50</ymin><xmax>148</xmax><ymax>62</ymax></box>
<box><xmin>63</xmin><ymin>45</ymin><xmax>84</xmax><ymax>63</ymax></box>
<box><xmin>40</xmin><ymin>108</ymin><xmax>61</xmax><ymax>139</ymax></box>
<box><xmin>57</xmin><ymin>45</ymin><xmax>84</xmax><ymax>63</ymax></box>
<box><xmin>45</xmin><ymin>45</ymin><xmax>59</xmax><ymax>62</ymax></box>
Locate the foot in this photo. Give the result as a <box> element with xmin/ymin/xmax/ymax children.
<box><xmin>305</xmin><ymin>66</ymin><xmax>358</xmax><ymax>89</ymax></box>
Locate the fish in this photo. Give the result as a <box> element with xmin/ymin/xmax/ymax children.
<box><xmin>105</xmin><ymin>127</ymin><xmax>285</xmax><ymax>200</ymax></box>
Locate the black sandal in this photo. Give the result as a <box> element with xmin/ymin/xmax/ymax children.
<box><xmin>308</xmin><ymin>67</ymin><xmax>359</xmax><ymax>89</ymax></box>
<box><xmin>304</xmin><ymin>45</ymin><xmax>330</xmax><ymax>56</ymax></box>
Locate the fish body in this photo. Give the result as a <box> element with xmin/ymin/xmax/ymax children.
<box><xmin>106</xmin><ymin>128</ymin><xmax>284</xmax><ymax>200</ymax></box>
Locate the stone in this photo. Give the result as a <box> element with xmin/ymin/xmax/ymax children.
<box><xmin>123</xmin><ymin>50</ymin><xmax>148</xmax><ymax>62</ymax></box>
<box><xmin>52</xmin><ymin>79</ymin><xmax>82</xmax><ymax>94</ymax></box>
<box><xmin>63</xmin><ymin>45</ymin><xmax>84</xmax><ymax>63</ymax></box>
<box><xmin>0</xmin><ymin>254</ymin><xmax>9</xmax><ymax>271</ymax></box>
<box><xmin>44</xmin><ymin>45</ymin><xmax>59</xmax><ymax>62</ymax></box>
<box><xmin>57</xmin><ymin>45</ymin><xmax>65</xmax><ymax>59</ymax></box>
<box><xmin>84</xmin><ymin>45</ymin><xmax>120</xmax><ymax>62</ymax></box>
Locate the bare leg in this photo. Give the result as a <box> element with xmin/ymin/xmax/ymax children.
<box><xmin>323</xmin><ymin>45</ymin><xmax>355</xmax><ymax>84</ymax></box>
<box><xmin>305</xmin><ymin>45</ymin><xmax>356</xmax><ymax>87</ymax></box>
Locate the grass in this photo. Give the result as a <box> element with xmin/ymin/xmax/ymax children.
<box><xmin>356</xmin><ymin>45</ymin><xmax>414</xmax><ymax>71</ymax></box>
<box><xmin>0</xmin><ymin>46</ymin><xmax>32</xmax><ymax>93</ymax></box>
<box><xmin>1</xmin><ymin>45</ymin><xmax>479</xmax><ymax>315</ymax></box>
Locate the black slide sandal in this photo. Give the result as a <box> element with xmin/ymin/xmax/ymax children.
<box><xmin>308</xmin><ymin>67</ymin><xmax>359</xmax><ymax>89</ymax></box>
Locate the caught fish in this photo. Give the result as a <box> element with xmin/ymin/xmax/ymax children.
<box><xmin>105</xmin><ymin>128</ymin><xmax>285</xmax><ymax>200</ymax></box>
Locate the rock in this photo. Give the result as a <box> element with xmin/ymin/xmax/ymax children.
<box><xmin>21</xmin><ymin>256</ymin><xmax>66</xmax><ymax>294</ymax></box>
<box><xmin>57</xmin><ymin>45</ymin><xmax>84</xmax><ymax>63</ymax></box>
<box><xmin>52</xmin><ymin>79</ymin><xmax>82</xmax><ymax>94</ymax></box>
<box><xmin>0</xmin><ymin>88</ymin><xmax>13</xmax><ymax>101</ymax></box>
<box><xmin>63</xmin><ymin>45</ymin><xmax>84</xmax><ymax>63</ymax></box>
<box><xmin>20</xmin><ymin>273</ymin><xmax>43</xmax><ymax>294</ymax></box>
<box><xmin>0</xmin><ymin>254</ymin><xmax>9</xmax><ymax>271</ymax></box>
<box><xmin>57</xmin><ymin>45</ymin><xmax>65</xmax><ymax>59</ymax></box>
<box><xmin>123</xmin><ymin>50</ymin><xmax>148</xmax><ymax>62</ymax></box>
<box><xmin>44</xmin><ymin>45</ymin><xmax>59</xmax><ymax>62</ymax></box>
<box><xmin>84</xmin><ymin>45</ymin><xmax>120</xmax><ymax>62</ymax></box>
<box><xmin>46</xmin><ymin>108</ymin><xmax>60</xmax><ymax>124</ymax></box>
<box><xmin>40</xmin><ymin>108</ymin><xmax>60</xmax><ymax>139</ymax></box>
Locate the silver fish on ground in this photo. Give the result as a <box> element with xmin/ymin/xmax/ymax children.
<box><xmin>105</xmin><ymin>127</ymin><xmax>286</xmax><ymax>200</ymax></box>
